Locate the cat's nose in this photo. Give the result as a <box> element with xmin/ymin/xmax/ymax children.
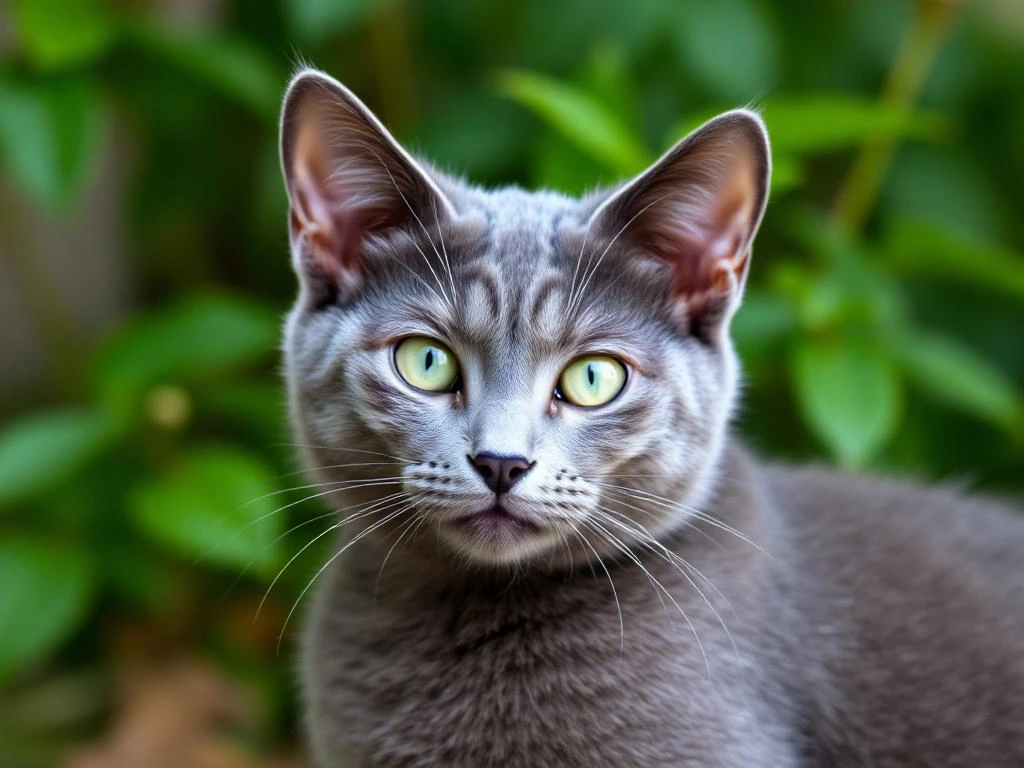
<box><xmin>468</xmin><ymin>453</ymin><xmax>535</xmax><ymax>495</ymax></box>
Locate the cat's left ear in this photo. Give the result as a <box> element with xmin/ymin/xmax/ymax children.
<box><xmin>589</xmin><ymin>110</ymin><xmax>770</xmax><ymax>336</ymax></box>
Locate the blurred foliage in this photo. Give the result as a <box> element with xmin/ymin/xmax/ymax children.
<box><xmin>1</xmin><ymin>0</ymin><xmax>1023</xmax><ymax>763</ymax></box>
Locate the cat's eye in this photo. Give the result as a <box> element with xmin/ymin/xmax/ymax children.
<box><xmin>394</xmin><ymin>336</ymin><xmax>460</xmax><ymax>393</ymax></box>
<box><xmin>556</xmin><ymin>355</ymin><xmax>627</xmax><ymax>408</ymax></box>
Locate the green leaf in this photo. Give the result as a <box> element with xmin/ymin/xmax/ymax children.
<box><xmin>672</xmin><ymin>0</ymin><xmax>778</xmax><ymax>102</ymax></box>
<box><xmin>125</xmin><ymin>24</ymin><xmax>281</xmax><ymax>118</ymax></box>
<box><xmin>0</xmin><ymin>537</ymin><xmax>96</xmax><ymax>684</ymax></box>
<box><xmin>889</xmin><ymin>331</ymin><xmax>1023</xmax><ymax>434</ymax></box>
<box><xmin>886</xmin><ymin>219</ymin><xmax>1024</xmax><ymax>304</ymax></box>
<box><xmin>0</xmin><ymin>408</ymin><xmax>117</xmax><ymax>509</ymax></box>
<box><xmin>198</xmin><ymin>380</ymin><xmax>288</xmax><ymax>449</ymax></box>
<box><xmin>130</xmin><ymin>446</ymin><xmax>284</xmax><ymax>575</ymax></box>
<box><xmin>12</xmin><ymin>0</ymin><xmax>116</xmax><ymax>70</ymax></box>
<box><xmin>531</xmin><ymin>131</ymin><xmax>606</xmax><ymax>196</ymax></box>
<box><xmin>494</xmin><ymin>69</ymin><xmax>651</xmax><ymax>175</ymax></box>
<box><xmin>285</xmin><ymin>0</ymin><xmax>394</xmax><ymax>45</ymax></box>
<box><xmin>884</xmin><ymin>148</ymin><xmax>1003</xmax><ymax>241</ymax></box>
<box><xmin>732</xmin><ymin>290</ymin><xmax>799</xmax><ymax>361</ymax></box>
<box><xmin>0</xmin><ymin>77</ymin><xmax>105</xmax><ymax>212</ymax></box>
<box><xmin>668</xmin><ymin>95</ymin><xmax>946</xmax><ymax>164</ymax></box>
<box><xmin>93</xmin><ymin>294</ymin><xmax>279</xmax><ymax>405</ymax></box>
<box><xmin>762</xmin><ymin>96</ymin><xmax>948</xmax><ymax>154</ymax></box>
<box><xmin>770</xmin><ymin>154</ymin><xmax>804</xmax><ymax>193</ymax></box>
<box><xmin>790</xmin><ymin>339</ymin><xmax>902</xmax><ymax>466</ymax></box>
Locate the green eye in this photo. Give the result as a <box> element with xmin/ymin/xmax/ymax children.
<box><xmin>394</xmin><ymin>337</ymin><xmax>460</xmax><ymax>392</ymax></box>
<box><xmin>557</xmin><ymin>356</ymin><xmax>627</xmax><ymax>407</ymax></box>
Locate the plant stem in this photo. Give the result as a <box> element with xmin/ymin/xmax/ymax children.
<box><xmin>368</xmin><ymin>0</ymin><xmax>415</xmax><ymax>135</ymax></box>
<box><xmin>831</xmin><ymin>0</ymin><xmax>959</xmax><ymax>236</ymax></box>
<box><xmin>0</xmin><ymin>198</ymin><xmax>83</xmax><ymax>398</ymax></box>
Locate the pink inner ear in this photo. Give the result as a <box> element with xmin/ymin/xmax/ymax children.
<box><xmin>288</xmin><ymin>123</ymin><xmax>378</xmax><ymax>292</ymax></box>
<box><xmin>668</xmin><ymin>183</ymin><xmax>756</xmax><ymax>303</ymax></box>
<box><xmin>623</xmin><ymin>148</ymin><xmax>759</xmax><ymax>319</ymax></box>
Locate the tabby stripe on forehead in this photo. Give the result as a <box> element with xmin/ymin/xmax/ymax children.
<box><xmin>546</xmin><ymin>208</ymin><xmax>570</xmax><ymax>267</ymax></box>
<box><xmin>461</xmin><ymin>266</ymin><xmax>502</xmax><ymax>319</ymax></box>
<box><xmin>529</xmin><ymin>275</ymin><xmax>562</xmax><ymax>326</ymax></box>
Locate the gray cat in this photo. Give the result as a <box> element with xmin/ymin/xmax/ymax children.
<box><xmin>278</xmin><ymin>68</ymin><xmax>1024</xmax><ymax>767</ymax></box>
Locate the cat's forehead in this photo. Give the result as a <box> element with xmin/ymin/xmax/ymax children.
<box><xmin>360</xmin><ymin>183</ymin><xmax>670</xmax><ymax>363</ymax></box>
<box><xmin>434</xmin><ymin>188</ymin><xmax>666</xmax><ymax>359</ymax></box>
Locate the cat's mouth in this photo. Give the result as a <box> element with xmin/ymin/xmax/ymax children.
<box><xmin>449</xmin><ymin>504</ymin><xmax>542</xmax><ymax>536</ymax></box>
<box><xmin>440</xmin><ymin>502</ymin><xmax>559</xmax><ymax>563</ymax></box>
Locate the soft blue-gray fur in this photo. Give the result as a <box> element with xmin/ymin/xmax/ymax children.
<box><xmin>278</xmin><ymin>69</ymin><xmax>1024</xmax><ymax>767</ymax></box>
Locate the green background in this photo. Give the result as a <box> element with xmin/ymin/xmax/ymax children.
<box><xmin>0</xmin><ymin>0</ymin><xmax>1022</xmax><ymax>764</ymax></box>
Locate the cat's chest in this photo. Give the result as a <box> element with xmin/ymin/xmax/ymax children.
<box><xmin>304</xmin><ymin>558</ymin><xmax>791</xmax><ymax>767</ymax></box>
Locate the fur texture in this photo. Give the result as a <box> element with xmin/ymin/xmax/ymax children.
<box><xmin>278</xmin><ymin>69</ymin><xmax>1024</xmax><ymax>766</ymax></box>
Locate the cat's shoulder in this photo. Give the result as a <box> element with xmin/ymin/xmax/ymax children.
<box><xmin>744</xmin><ymin>446</ymin><xmax>1024</xmax><ymax>605</ymax></box>
<box><xmin>753</xmin><ymin>451</ymin><xmax>1022</xmax><ymax>533</ymax></box>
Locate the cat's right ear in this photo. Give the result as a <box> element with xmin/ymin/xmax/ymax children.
<box><xmin>586</xmin><ymin>110</ymin><xmax>770</xmax><ymax>340</ymax></box>
<box><xmin>279</xmin><ymin>69</ymin><xmax>455</xmax><ymax>306</ymax></box>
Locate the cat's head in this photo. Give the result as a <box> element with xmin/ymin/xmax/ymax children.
<box><xmin>279</xmin><ymin>69</ymin><xmax>769</xmax><ymax>568</ymax></box>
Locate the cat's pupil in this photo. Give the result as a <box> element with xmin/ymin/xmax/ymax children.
<box><xmin>424</xmin><ymin>349</ymin><xmax>434</xmax><ymax>371</ymax></box>
<box><xmin>587</xmin><ymin>364</ymin><xmax>595</xmax><ymax>387</ymax></box>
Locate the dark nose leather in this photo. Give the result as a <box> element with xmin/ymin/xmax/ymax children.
<box><xmin>468</xmin><ymin>453</ymin><xmax>534</xmax><ymax>495</ymax></box>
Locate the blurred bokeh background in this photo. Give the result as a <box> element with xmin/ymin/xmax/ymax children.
<box><xmin>0</xmin><ymin>0</ymin><xmax>1022</xmax><ymax>765</ymax></box>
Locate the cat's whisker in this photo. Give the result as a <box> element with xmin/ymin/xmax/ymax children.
<box><xmin>239</xmin><ymin>474</ymin><xmax>410</xmax><ymax>509</ymax></box>
<box><xmin>379</xmin><ymin>249</ymin><xmax>451</xmax><ymax>308</ymax></box>
<box><xmin>190</xmin><ymin>479</ymin><xmax>409</xmax><ymax>576</ymax></box>
<box><xmin>592</xmin><ymin>480</ymin><xmax>769</xmax><ymax>557</ymax></box>
<box><xmin>580</xmin><ymin>517</ymin><xmax>711</xmax><ymax>681</ymax></box>
<box><xmin>377</xmin><ymin>157</ymin><xmax>454</xmax><ymax>310</ymax></box>
<box><xmin>213</xmin><ymin>491</ymin><xmax>411</xmax><ymax>605</ymax></box>
<box><xmin>275</xmin><ymin>460</ymin><xmax>407</xmax><ymax>481</ymax></box>
<box><xmin>591</xmin><ymin>506</ymin><xmax>739</xmax><ymax>669</ymax></box>
<box><xmin>257</xmin><ymin>493</ymin><xmax>413</xmax><ymax>625</ymax></box>
<box><xmin>214</xmin><ymin>493</ymin><xmax>410</xmax><ymax>613</ymax></box>
<box><xmin>277</xmin><ymin>504</ymin><xmax>414</xmax><ymax>653</ymax></box>
<box><xmin>595</xmin><ymin>484</ymin><xmax>728</xmax><ymax>552</ymax></box>
<box><xmin>606</xmin><ymin>471</ymin><xmax>767</xmax><ymax>501</ymax></box>
<box><xmin>584</xmin><ymin>517</ymin><xmax>675</xmax><ymax>629</ymax></box>
<box><xmin>566</xmin><ymin>206</ymin><xmax>595</xmax><ymax>315</ymax></box>
<box><xmin>594</xmin><ymin>504</ymin><xmax>737</xmax><ymax>622</ymax></box>
<box><xmin>569</xmin><ymin>525</ymin><xmax>625</xmax><ymax>654</ymax></box>
<box><xmin>566</xmin><ymin>526</ymin><xmax>599</xmax><ymax>581</ymax></box>
<box><xmin>275</xmin><ymin>444</ymin><xmax>416</xmax><ymax>464</ymax></box>
<box><xmin>555</xmin><ymin>529</ymin><xmax>574</xmax><ymax>578</ymax></box>
<box><xmin>373</xmin><ymin>510</ymin><xmax>426</xmax><ymax>600</ymax></box>
<box><xmin>431</xmin><ymin>194</ymin><xmax>458</xmax><ymax>303</ymax></box>
<box><xmin>225</xmin><ymin>478</ymin><xmax>410</xmax><ymax>543</ymax></box>
<box><xmin>568</xmin><ymin>194</ymin><xmax>667</xmax><ymax>316</ymax></box>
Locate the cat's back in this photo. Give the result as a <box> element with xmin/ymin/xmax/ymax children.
<box><xmin>758</xmin><ymin>460</ymin><xmax>1024</xmax><ymax>766</ymax></box>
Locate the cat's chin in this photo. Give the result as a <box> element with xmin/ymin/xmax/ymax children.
<box><xmin>439</xmin><ymin>505</ymin><xmax>561</xmax><ymax>566</ymax></box>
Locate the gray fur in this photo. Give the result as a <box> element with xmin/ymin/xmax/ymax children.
<box><xmin>278</xmin><ymin>69</ymin><xmax>1024</xmax><ymax>766</ymax></box>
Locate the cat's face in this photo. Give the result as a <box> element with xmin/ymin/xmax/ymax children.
<box><xmin>280</xmin><ymin>70</ymin><xmax>769</xmax><ymax>567</ymax></box>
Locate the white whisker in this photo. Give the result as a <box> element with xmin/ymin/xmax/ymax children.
<box><xmin>581</xmin><ymin>517</ymin><xmax>710</xmax><ymax>680</ymax></box>
<box><xmin>377</xmin><ymin>158</ymin><xmax>453</xmax><ymax>309</ymax></box>
<box><xmin>570</xmin><ymin>525</ymin><xmax>624</xmax><ymax>654</ymax></box>
<box><xmin>257</xmin><ymin>493</ymin><xmax>412</xmax><ymax>624</ymax></box>
<box><xmin>277</xmin><ymin>504</ymin><xmax>413</xmax><ymax>652</ymax></box>
<box><xmin>568</xmin><ymin>195</ymin><xmax>666</xmax><ymax>316</ymax></box>
<box><xmin>374</xmin><ymin>510</ymin><xmax>426</xmax><ymax>599</ymax></box>
<box><xmin>593</xmin><ymin>481</ymin><xmax>769</xmax><ymax>557</ymax></box>
<box><xmin>591</xmin><ymin>506</ymin><xmax>738</xmax><ymax>670</ymax></box>
<box><xmin>432</xmin><ymin>194</ymin><xmax>458</xmax><ymax>302</ymax></box>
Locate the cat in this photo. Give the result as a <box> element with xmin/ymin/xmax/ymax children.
<box><xmin>278</xmin><ymin>68</ymin><xmax>1024</xmax><ymax>767</ymax></box>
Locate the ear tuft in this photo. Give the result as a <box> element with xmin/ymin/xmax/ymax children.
<box><xmin>279</xmin><ymin>69</ymin><xmax>454</xmax><ymax>305</ymax></box>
